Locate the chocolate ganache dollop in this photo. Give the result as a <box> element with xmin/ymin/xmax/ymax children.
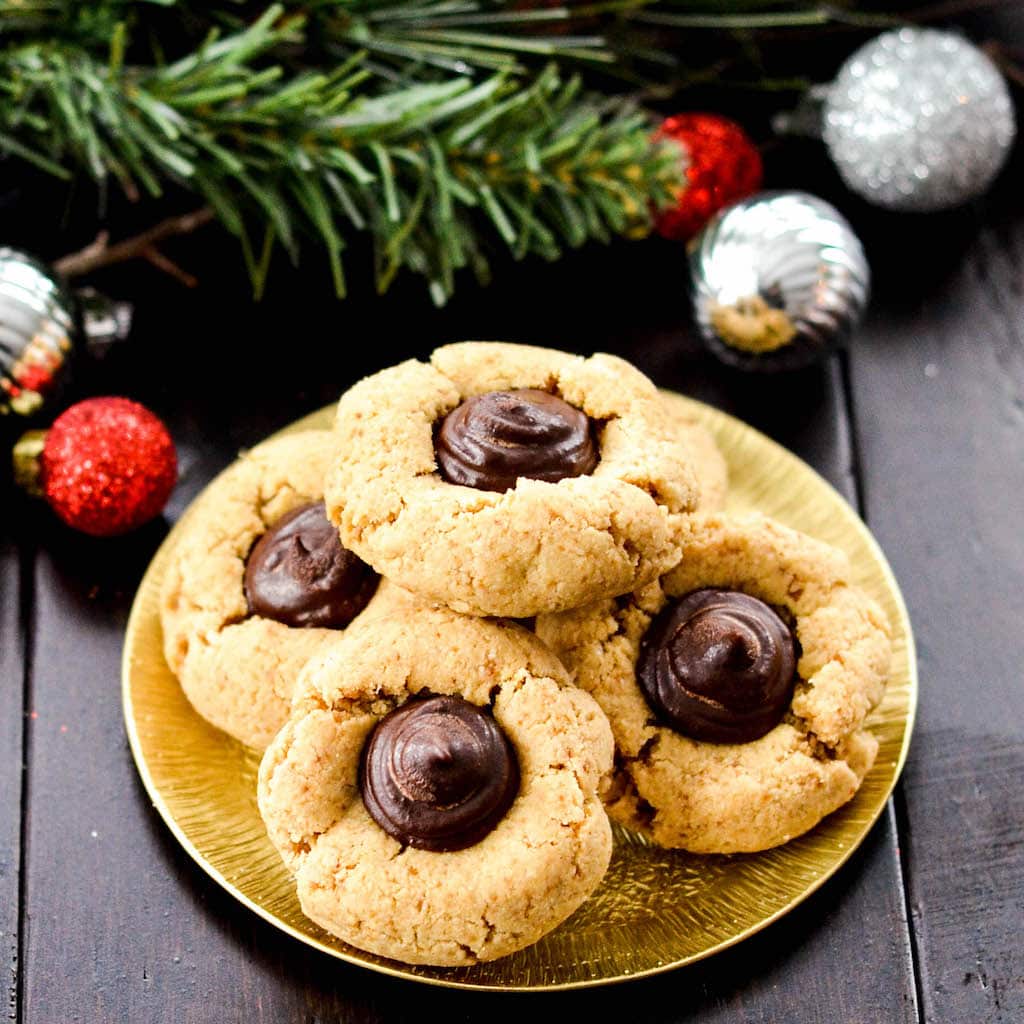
<box><xmin>434</xmin><ymin>388</ymin><xmax>598</xmax><ymax>492</ymax></box>
<box><xmin>244</xmin><ymin>501</ymin><xmax>377</xmax><ymax>629</ymax></box>
<box><xmin>636</xmin><ymin>588</ymin><xmax>797</xmax><ymax>744</ymax></box>
<box><xmin>359</xmin><ymin>695</ymin><xmax>520</xmax><ymax>851</ymax></box>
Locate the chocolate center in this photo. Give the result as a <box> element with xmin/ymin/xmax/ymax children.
<box><xmin>359</xmin><ymin>695</ymin><xmax>520</xmax><ymax>852</ymax></box>
<box><xmin>243</xmin><ymin>501</ymin><xmax>377</xmax><ymax>629</ymax></box>
<box><xmin>636</xmin><ymin>588</ymin><xmax>797</xmax><ymax>743</ymax></box>
<box><xmin>434</xmin><ymin>388</ymin><xmax>598</xmax><ymax>492</ymax></box>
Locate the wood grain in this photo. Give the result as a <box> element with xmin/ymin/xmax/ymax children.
<box><xmin>851</xmin><ymin>187</ymin><xmax>1024</xmax><ymax>1022</ymax></box>
<box><xmin>20</xmin><ymin>527</ymin><xmax>374</xmax><ymax>1023</ymax></box>
<box><xmin>0</xmin><ymin>491</ymin><xmax>24</xmax><ymax>1024</ymax></box>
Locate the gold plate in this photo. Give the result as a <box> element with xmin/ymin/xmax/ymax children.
<box><xmin>123</xmin><ymin>392</ymin><xmax>916</xmax><ymax>991</ymax></box>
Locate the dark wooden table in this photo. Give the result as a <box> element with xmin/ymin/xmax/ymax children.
<box><xmin>3</xmin><ymin>17</ymin><xmax>1023</xmax><ymax>1023</ymax></box>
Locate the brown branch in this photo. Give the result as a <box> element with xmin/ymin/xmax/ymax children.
<box><xmin>141</xmin><ymin>247</ymin><xmax>200</xmax><ymax>288</ymax></box>
<box><xmin>54</xmin><ymin>207</ymin><xmax>216</xmax><ymax>280</ymax></box>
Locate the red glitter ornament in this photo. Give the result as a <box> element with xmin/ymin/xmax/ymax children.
<box><xmin>654</xmin><ymin>113</ymin><xmax>763</xmax><ymax>242</ymax></box>
<box><xmin>31</xmin><ymin>397</ymin><xmax>177</xmax><ymax>536</ymax></box>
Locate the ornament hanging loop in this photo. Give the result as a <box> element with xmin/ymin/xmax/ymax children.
<box><xmin>76</xmin><ymin>287</ymin><xmax>134</xmax><ymax>359</ymax></box>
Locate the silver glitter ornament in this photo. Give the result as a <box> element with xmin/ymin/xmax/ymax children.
<box><xmin>690</xmin><ymin>192</ymin><xmax>870</xmax><ymax>372</ymax></box>
<box><xmin>823</xmin><ymin>28</ymin><xmax>1016</xmax><ymax>212</ymax></box>
<box><xmin>0</xmin><ymin>248</ymin><xmax>133</xmax><ymax>417</ymax></box>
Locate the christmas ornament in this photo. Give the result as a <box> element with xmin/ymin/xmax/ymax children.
<box><xmin>654</xmin><ymin>114</ymin><xmax>763</xmax><ymax>242</ymax></box>
<box><xmin>821</xmin><ymin>28</ymin><xmax>1016</xmax><ymax>212</ymax></box>
<box><xmin>14</xmin><ymin>397</ymin><xmax>177</xmax><ymax>536</ymax></box>
<box><xmin>690</xmin><ymin>191</ymin><xmax>870</xmax><ymax>373</ymax></box>
<box><xmin>0</xmin><ymin>248</ymin><xmax>76</xmax><ymax>417</ymax></box>
<box><xmin>0</xmin><ymin>247</ymin><xmax>133</xmax><ymax>418</ymax></box>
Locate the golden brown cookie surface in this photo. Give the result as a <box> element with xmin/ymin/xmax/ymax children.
<box><xmin>324</xmin><ymin>342</ymin><xmax>700</xmax><ymax>617</ymax></box>
<box><xmin>257</xmin><ymin>604</ymin><xmax>614</xmax><ymax>966</ymax></box>
<box><xmin>660</xmin><ymin>397</ymin><xmax>728</xmax><ymax>511</ymax></box>
<box><xmin>159</xmin><ymin>431</ymin><xmax>391</xmax><ymax>750</ymax></box>
<box><xmin>536</xmin><ymin>512</ymin><xmax>892</xmax><ymax>853</ymax></box>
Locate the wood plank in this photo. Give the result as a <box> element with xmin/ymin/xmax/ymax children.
<box><xmin>0</xmin><ymin>485</ymin><xmax>24</xmax><ymax>1024</ymax></box>
<box><xmin>19</xmin><ymin>520</ymin><xmax>377</xmax><ymax>1023</ymax></box>
<box><xmin>300</xmin><ymin>805</ymin><xmax>920</xmax><ymax>1024</ymax></box>
<box><xmin>850</xmin><ymin>179</ymin><xmax>1024</xmax><ymax>1022</ymax></box>
<box><xmin>17</xmin><ymin>228</ymin><xmax>918</xmax><ymax>1020</ymax></box>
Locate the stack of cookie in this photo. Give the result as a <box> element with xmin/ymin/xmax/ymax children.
<box><xmin>160</xmin><ymin>342</ymin><xmax>891</xmax><ymax>967</ymax></box>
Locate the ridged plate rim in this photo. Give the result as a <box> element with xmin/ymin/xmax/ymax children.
<box><xmin>122</xmin><ymin>391</ymin><xmax>916</xmax><ymax>992</ymax></box>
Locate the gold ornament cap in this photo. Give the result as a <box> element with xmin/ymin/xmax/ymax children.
<box><xmin>12</xmin><ymin>429</ymin><xmax>48</xmax><ymax>497</ymax></box>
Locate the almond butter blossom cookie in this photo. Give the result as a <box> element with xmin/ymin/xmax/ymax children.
<box><xmin>535</xmin><ymin>512</ymin><xmax>892</xmax><ymax>853</ymax></box>
<box><xmin>257</xmin><ymin>604</ymin><xmax>614</xmax><ymax>966</ymax></box>
<box><xmin>324</xmin><ymin>342</ymin><xmax>699</xmax><ymax>617</ymax></box>
<box><xmin>160</xmin><ymin>431</ymin><xmax>393</xmax><ymax>750</ymax></box>
<box><xmin>661</xmin><ymin>398</ymin><xmax>728</xmax><ymax>512</ymax></box>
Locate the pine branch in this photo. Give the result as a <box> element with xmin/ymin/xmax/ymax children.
<box><xmin>188</xmin><ymin>0</ymin><xmax>952</xmax><ymax>85</ymax></box>
<box><xmin>0</xmin><ymin>6</ymin><xmax>683</xmax><ymax>302</ymax></box>
<box><xmin>0</xmin><ymin>2</ymin><xmax>918</xmax><ymax>85</ymax></box>
<box><xmin>310</xmin><ymin>1</ymin><xmax>618</xmax><ymax>78</ymax></box>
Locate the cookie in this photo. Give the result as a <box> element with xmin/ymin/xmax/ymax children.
<box><xmin>160</xmin><ymin>431</ymin><xmax>391</xmax><ymax>750</ymax></box>
<box><xmin>661</xmin><ymin>398</ymin><xmax>728</xmax><ymax>511</ymax></box>
<box><xmin>535</xmin><ymin>512</ymin><xmax>892</xmax><ymax>853</ymax></box>
<box><xmin>257</xmin><ymin>604</ymin><xmax>614</xmax><ymax>966</ymax></box>
<box><xmin>324</xmin><ymin>341</ymin><xmax>699</xmax><ymax>617</ymax></box>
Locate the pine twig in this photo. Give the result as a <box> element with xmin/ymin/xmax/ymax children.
<box><xmin>140</xmin><ymin>247</ymin><xmax>200</xmax><ymax>288</ymax></box>
<box><xmin>54</xmin><ymin>208</ymin><xmax>215</xmax><ymax>279</ymax></box>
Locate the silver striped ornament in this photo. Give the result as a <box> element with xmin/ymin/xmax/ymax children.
<box><xmin>690</xmin><ymin>192</ymin><xmax>870</xmax><ymax>372</ymax></box>
<box><xmin>0</xmin><ymin>247</ymin><xmax>76</xmax><ymax>417</ymax></box>
<box><xmin>0</xmin><ymin>248</ymin><xmax>133</xmax><ymax>418</ymax></box>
